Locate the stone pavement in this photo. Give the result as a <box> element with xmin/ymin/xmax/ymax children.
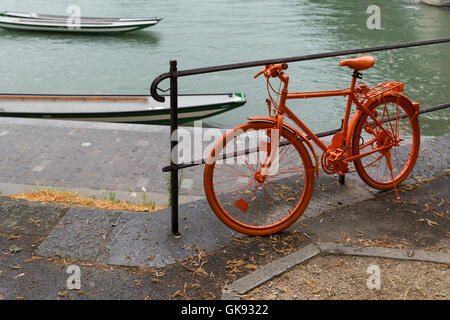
<box><xmin>0</xmin><ymin>116</ymin><xmax>447</xmax><ymax>206</ymax></box>
<box><xmin>0</xmin><ymin>117</ymin><xmax>211</xmax><ymax>205</ymax></box>
<box><xmin>0</xmin><ymin>117</ymin><xmax>448</xmax><ymax>300</ymax></box>
<box><xmin>0</xmin><ymin>171</ymin><xmax>448</xmax><ymax>300</ymax></box>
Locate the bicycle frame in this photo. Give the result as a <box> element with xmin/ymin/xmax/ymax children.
<box><xmin>273</xmin><ymin>71</ymin><xmax>398</xmax><ymax>163</ymax></box>
<box><xmin>204</xmin><ymin>59</ymin><xmax>422</xmax><ymax>236</ymax></box>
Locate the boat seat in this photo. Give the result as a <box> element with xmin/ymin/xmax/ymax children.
<box><xmin>339</xmin><ymin>55</ymin><xmax>375</xmax><ymax>71</ymax></box>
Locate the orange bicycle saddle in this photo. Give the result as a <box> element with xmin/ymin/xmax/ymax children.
<box><xmin>339</xmin><ymin>55</ymin><xmax>375</xmax><ymax>71</ymax></box>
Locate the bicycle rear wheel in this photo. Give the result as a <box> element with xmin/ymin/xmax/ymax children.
<box><xmin>204</xmin><ymin>121</ymin><xmax>314</xmax><ymax>236</ymax></box>
<box><xmin>351</xmin><ymin>95</ymin><xmax>420</xmax><ymax>190</ymax></box>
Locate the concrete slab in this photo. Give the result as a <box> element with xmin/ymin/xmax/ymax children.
<box><xmin>317</xmin><ymin>242</ymin><xmax>450</xmax><ymax>264</ymax></box>
<box><xmin>36</xmin><ymin>207</ymin><xmax>121</xmax><ymax>261</ymax></box>
<box><xmin>37</xmin><ymin>199</ymin><xmax>236</xmax><ymax>267</ymax></box>
<box><xmin>0</xmin><ymin>197</ymin><xmax>67</xmax><ymax>237</ymax></box>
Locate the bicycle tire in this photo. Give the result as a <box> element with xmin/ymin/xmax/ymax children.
<box><xmin>351</xmin><ymin>95</ymin><xmax>420</xmax><ymax>190</ymax></box>
<box><xmin>204</xmin><ymin>121</ymin><xmax>315</xmax><ymax>236</ymax></box>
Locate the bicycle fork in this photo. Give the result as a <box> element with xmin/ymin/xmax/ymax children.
<box><xmin>384</xmin><ymin>151</ymin><xmax>400</xmax><ymax>200</ymax></box>
<box><xmin>257</xmin><ymin>124</ymin><xmax>281</xmax><ymax>180</ymax></box>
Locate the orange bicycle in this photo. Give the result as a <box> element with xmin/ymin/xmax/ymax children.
<box><xmin>204</xmin><ymin>55</ymin><xmax>420</xmax><ymax>236</ymax></box>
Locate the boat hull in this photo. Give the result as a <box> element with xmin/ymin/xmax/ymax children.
<box><xmin>0</xmin><ymin>94</ymin><xmax>246</xmax><ymax>125</ymax></box>
<box><xmin>0</xmin><ymin>21</ymin><xmax>155</xmax><ymax>33</ymax></box>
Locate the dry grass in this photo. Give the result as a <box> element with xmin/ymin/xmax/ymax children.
<box><xmin>9</xmin><ymin>189</ymin><xmax>165</xmax><ymax>212</ymax></box>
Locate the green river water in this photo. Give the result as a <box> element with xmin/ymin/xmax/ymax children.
<box><xmin>0</xmin><ymin>0</ymin><xmax>449</xmax><ymax>135</ymax></box>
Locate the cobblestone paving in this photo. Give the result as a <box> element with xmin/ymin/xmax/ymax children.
<box><xmin>0</xmin><ymin>118</ymin><xmax>208</xmax><ymax>197</ymax></box>
<box><xmin>0</xmin><ymin>118</ymin><xmax>448</xmax><ymax>204</ymax></box>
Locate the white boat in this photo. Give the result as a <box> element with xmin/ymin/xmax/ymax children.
<box><xmin>420</xmin><ymin>0</ymin><xmax>450</xmax><ymax>6</ymax></box>
<box><xmin>0</xmin><ymin>11</ymin><xmax>163</xmax><ymax>33</ymax></box>
<box><xmin>0</xmin><ymin>93</ymin><xmax>247</xmax><ymax>125</ymax></box>
<box><xmin>1</xmin><ymin>11</ymin><xmax>160</xmax><ymax>23</ymax></box>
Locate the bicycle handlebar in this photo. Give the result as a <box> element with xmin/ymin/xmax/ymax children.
<box><xmin>254</xmin><ymin>63</ymin><xmax>288</xmax><ymax>79</ymax></box>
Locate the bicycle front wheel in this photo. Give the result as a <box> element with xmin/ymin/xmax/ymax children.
<box><xmin>351</xmin><ymin>95</ymin><xmax>420</xmax><ymax>190</ymax></box>
<box><xmin>204</xmin><ymin>121</ymin><xmax>314</xmax><ymax>236</ymax></box>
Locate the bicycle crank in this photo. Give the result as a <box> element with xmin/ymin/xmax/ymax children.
<box><xmin>321</xmin><ymin>148</ymin><xmax>349</xmax><ymax>175</ymax></box>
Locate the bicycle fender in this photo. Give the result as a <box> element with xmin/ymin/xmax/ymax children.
<box><xmin>346</xmin><ymin>93</ymin><xmax>415</xmax><ymax>150</ymax></box>
<box><xmin>247</xmin><ymin>117</ymin><xmax>319</xmax><ymax>176</ymax></box>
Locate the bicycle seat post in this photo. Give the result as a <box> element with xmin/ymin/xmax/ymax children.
<box><xmin>352</xmin><ymin>69</ymin><xmax>363</xmax><ymax>79</ymax></box>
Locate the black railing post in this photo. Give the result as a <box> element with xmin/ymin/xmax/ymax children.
<box><xmin>169</xmin><ymin>60</ymin><xmax>179</xmax><ymax>235</ymax></box>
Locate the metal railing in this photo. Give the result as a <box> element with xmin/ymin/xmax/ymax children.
<box><xmin>150</xmin><ymin>37</ymin><xmax>450</xmax><ymax>235</ymax></box>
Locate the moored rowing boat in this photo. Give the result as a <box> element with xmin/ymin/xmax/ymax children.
<box><xmin>0</xmin><ymin>11</ymin><xmax>163</xmax><ymax>33</ymax></box>
<box><xmin>0</xmin><ymin>93</ymin><xmax>247</xmax><ymax>125</ymax></box>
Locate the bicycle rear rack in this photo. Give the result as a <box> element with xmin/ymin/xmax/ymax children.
<box><xmin>355</xmin><ymin>81</ymin><xmax>404</xmax><ymax>103</ymax></box>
